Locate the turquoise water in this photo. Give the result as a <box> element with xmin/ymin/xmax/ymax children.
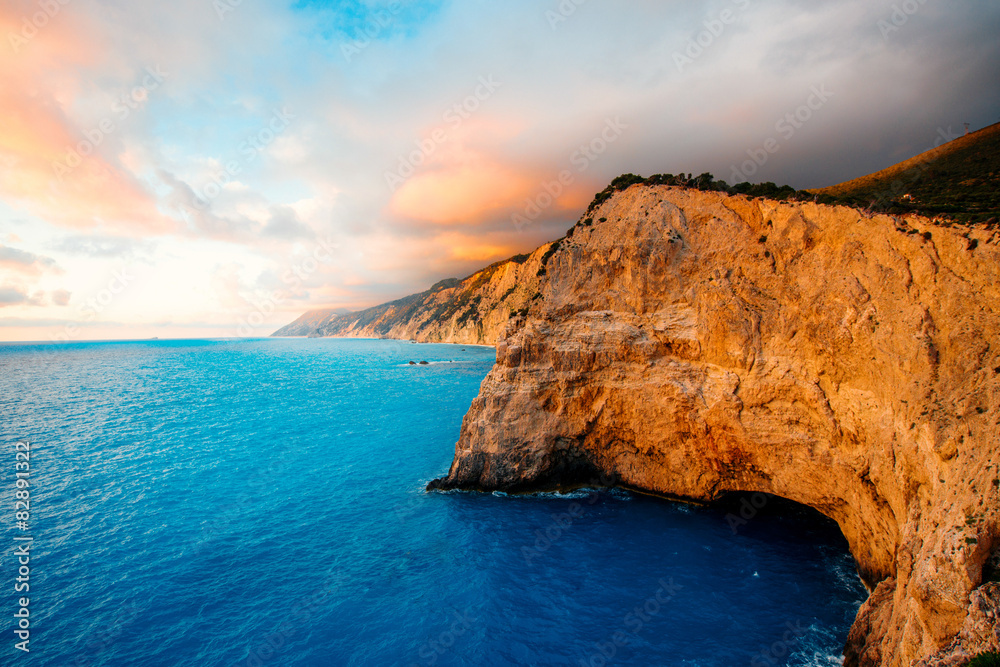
<box><xmin>0</xmin><ymin>338</ymin><xmax>865</xmax><ymax>666</ymax></box>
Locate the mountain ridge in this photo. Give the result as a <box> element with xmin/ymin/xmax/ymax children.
<box><xmin>275</xmin><ymin>124</ymin><xmax>1000</xmax><ymax>343</ymax></box>
<box><xmin>811</xmin><ymin>121</ymin><xmax>1000</xmax><ymax>224</ymax></box>
<box><xmin>272</xmin><ymin>248</ymin><xmax>549</xmax><ymax>344</ymax></box>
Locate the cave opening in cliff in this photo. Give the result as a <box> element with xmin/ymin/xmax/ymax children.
<box><xmin>712</xmin><ymin>491</ymin><xmax>836</xmax><ymax>530</ymax></box>
<box><xmin>710</xmin><ymin>491</ymin><xmax>861</xmax><ymax>572</ymax></box>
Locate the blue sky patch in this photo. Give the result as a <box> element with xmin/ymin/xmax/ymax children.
<box><xmin>291</xmin><ymin>0</ymin><xmax>446</xmax><ymax>42</ymax></box>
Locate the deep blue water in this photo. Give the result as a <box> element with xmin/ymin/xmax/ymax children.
<box><xmin>0</xmin><ymin>338</ymin><xmax>866</xmax><ymax>666</ymax></box>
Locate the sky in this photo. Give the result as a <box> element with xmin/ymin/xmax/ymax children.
<box><xmin>1</xmin><ymin>0</ymin><xmax>998</xmax><ymax>342</ymax></box>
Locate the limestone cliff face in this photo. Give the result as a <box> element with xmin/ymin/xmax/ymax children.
<box><xmin>429</xmin><ymin>186</ymin><xmax>1000</xmax><ymax>666</ymax></box>
<box><xmin>272</xmin><ymin>247</ymin><xmax>553</xmax><ymax>345</ymax></box>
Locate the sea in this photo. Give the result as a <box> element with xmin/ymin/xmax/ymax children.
<box><xmin>0</xmin><ymin>338</ymin><xmax>867</xmax><ymax>666</ymax></box>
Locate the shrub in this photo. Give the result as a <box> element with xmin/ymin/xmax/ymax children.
<box><xmin>536</xmin><ymin>240</ymin><xmax>563</xmax><ymax>277</ymax></box>
<box><xmin>582</xmin><ymin>172</ymin><xmax>813</xmax><ymax>216</ymax></box>
<box><xmin>610</xmin><ymin>173</ymin><xmax>647</xmax><ymax>190</ymax></box>
<box><xmin>968</xmin><ymin>652</ymin><xmax>1000</xmax><ymax>667</ymax></box>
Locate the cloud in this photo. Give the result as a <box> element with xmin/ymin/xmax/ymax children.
<box><xmin>0</xmin><ymin>241</ymin><xmax>67</xmax><ymax>312</ymax></box>
<box><xmin>156</xmin><ymin>168</ymin><xmax>322</xmax><ymax>244</ymax></box>
<box><xmin>3</xmin><ymin>0</ymin><xmax>1000</xmax><ymax>340</ymax></box>
<box><xmin>262</xmin><ymin>205</ymin><xmax>315</xmax><ymax>240</ymax></box>
<box><xmin>0</xmin><ymin>286</ymin><xmax>43</xmax><ymax>307</ymax></box>
<box><xmin>51</xmin><ymin>289</ymin><xmax>71</xmax><ymax>306</ymax></box>
<box><xmin>0</xmin><ymin>245</ymin><xmax>60</xmax><ymax>275</ymax></box>
<box><xmin>0</xmin><ymin>286</ymin><xmax>27</xmax><ymax>305</ymax></box>
<box><xmin>0</xmin><ymin>3</ymin><xmax>176</xmax><ymax>235</ymax></box>
<box><xmin>51</xmin><ymin>235</ymin><xmax>156</xmax><ymax>260</ymax></box>
<box><xmin>0</xmin><ymin>317</ymin><xmax>80</xmax><ymax>327</ymax></box>
<box><xmin>0</xmin><ymin>284</ymin><xmax>70</xmax><ymax>308</ymax></box>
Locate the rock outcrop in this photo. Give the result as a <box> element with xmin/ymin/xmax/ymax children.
<box><xmin>913</xmin><ymin>583</ymin><xmax>1000</xmax><ymax>666</ymax></box>
<box><xmin>428</xmin><ymin>186</ymin><xmax>1000</xmax><ymax>666</ymax></box>
<box><xmin>272</xmin><ymin>250</ymin><xmax>553</xmax><ymax>344</ymax></box>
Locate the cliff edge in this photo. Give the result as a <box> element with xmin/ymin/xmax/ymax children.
<box><xmin>429</xmin><ymin>186</ymin><xmax>1000</xmax><ymax>666</ymax></box>
<box><xmin>272</xmin><ymin>250</ymin><xmax>553</xmax><ymax>344</ymax></box>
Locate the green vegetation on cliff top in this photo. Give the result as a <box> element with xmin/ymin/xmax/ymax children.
<box><xmin>811</xmin><ymin>122</ymin><xmax>1000</xmax><ymax>225</ymax></box>
<box><xmin>968</xmin><ymin>652</ymin><xmax>1000</xmax><ymax>667</ymax></box>
<box><xmin>275</xmin><ymin>122</ymin><xmax>1000</xmax><ymax>337</ymax></box>
<box><xmin>584</xmin><ymin>122</ymin><xmax>1000</xmax><ymax>227</ymax></box>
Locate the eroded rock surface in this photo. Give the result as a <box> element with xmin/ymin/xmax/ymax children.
<box><xmin>430</xmin><ymin>186</ymin><xmax>1000</xmax><ymax>666</ymax></box>
<box><xmin>272</xmin><ymin>248</ymin><xmax>552</xmax><ymax>344</ymax></box>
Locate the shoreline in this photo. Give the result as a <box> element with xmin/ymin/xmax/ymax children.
<box><xmin>270</xmin><ymin>335</ymin><xmax>498</xmax><ymax>349</ymax></box>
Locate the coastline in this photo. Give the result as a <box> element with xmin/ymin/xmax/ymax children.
<box><xmin>425</xmin><ymin>185</ymin><xmax>1000</xmax><ymax>666</ymax></box>
<box><xmin>269</xmin><ymin>334</ymin><xmax>498</xmax><ymax>349</ymax></box>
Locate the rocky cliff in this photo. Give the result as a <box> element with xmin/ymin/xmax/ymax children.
<box><xmin>272</xmin><ymin>249</ymin><xmax>554</xmax><ymax>344</ymax></box>
<box><xmin>427</xmin><ymin>186</ymin><xmax>1000</xmax><ymax>666</ymax></box>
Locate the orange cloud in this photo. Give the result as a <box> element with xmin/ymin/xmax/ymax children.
<box><xmin>389</xmin><ymin>158</ymin><xmax>592</xmax><ymax>227</ymax></box>
<box><xmin>449</xmin><ymin>243</ymin><xmax>513</xmax><ymax>263</ymax></box>
<box><xmin>361</xmin><ymin>227</ymin><xmax>528</xmax><ymax>287</ymax></box>
<box><xmin>386</xmin><ymin>113</ymin><xmax>592</xmax><ymax>227</ymax></box>
<box><xmin>389</xmin><ymin>162</ymin><xmax>534</xmax><ymax>225</ymax></box>
<box><xmin>0</xmin><ymin>4</ymin><xmax>175</xmax><ymax>235</ymax></box>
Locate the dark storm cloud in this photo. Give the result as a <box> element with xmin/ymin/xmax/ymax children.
<box><xmin>655</xmin><ymin>0</ymin><xmax>1000</xmax><ymax>187</ymax></box>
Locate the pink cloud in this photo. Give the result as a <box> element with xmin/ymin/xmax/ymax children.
<box><xmin>0</xmin><ymin>5</ymin><xmax>175</xmax><ymax>235</ymax></box>
<box><xmin>388</xmin><ymin>157</ymin><xmax>593</xmax><ymax>228</ymax></box>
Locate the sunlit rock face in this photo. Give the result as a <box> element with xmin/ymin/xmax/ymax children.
<box><xmin>429</xmin><ymin>186</ymin><xmax>1000</xmax><ymax>667</ymax></box>
<box><xmin>272</xmin><ymin>247</ymin><xmax>554</xmax><ymax>345</ymax></box>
